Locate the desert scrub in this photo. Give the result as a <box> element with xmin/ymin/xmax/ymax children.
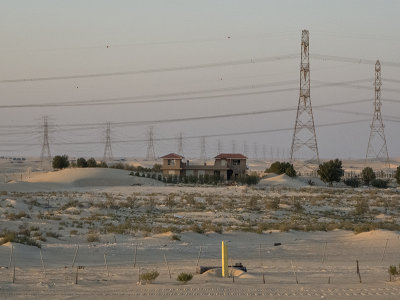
<box><xmin>177</xmin><ymin>272</ymin><xmax>193</xmax><ymax>283</ymax></box>
<box><xmin>46</xmin><ymin>231</ymin><xmax>61</xmax><ymax>239</ymax></box>
<box><xmin>265</xmin><ymin>198</ymin><xmax>280</xmax><ymax>210</ymax></box>
<box><xmin>171</xmin><ymin>234</ymin><xmax>181</xmax><ymax>241</ymax></box>
<box><xmin>0</xmin><ymin>229</ymin><xmax>41</xmax><ymax>248</ymax></box>
<box><xmin>140</xmin><ymin>270</ymin><xmax>159</xmax><ymax>284</ymax></box>
<box><xmin>6</xmin><ymin>211</ymin><xmax>28</xmax><ymax>220</ymax></box>
<box><xmin>87</xmin><ymin>231</ymin><xmax>100</xmax><ymax>242</ymax></box>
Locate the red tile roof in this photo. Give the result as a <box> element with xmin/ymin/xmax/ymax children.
<box><xmin>214</xmin><ymin>153</ymin><xmax>247</xmax><ymax>159</ymax></box>
<box><xmin>160</xmin><ymin>153</ymin><xmax>184</xmax><ymax>159</ymax></box>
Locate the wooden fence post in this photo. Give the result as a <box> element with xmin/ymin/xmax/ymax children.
<box><xmin>164</xmin><ymin>254</ymin><xmax>171</xmax><ymax>278</ymax></box>
<box><xmin>72</xmin><ymin>245</ymin><xmax>79</xmax><ymax>268</ymax></box>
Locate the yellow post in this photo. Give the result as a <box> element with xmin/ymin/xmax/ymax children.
<box><xmin>222</xmin><ymin>241</ymin><xmax>228</xmax><ymax>278</ymax></box>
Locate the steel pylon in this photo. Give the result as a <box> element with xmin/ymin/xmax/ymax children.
<box><xmin>365</xmin><ymin>60</ymin><xmax>390</xmax><ymax>168</ymax></box>
<box><xmin>290</xmin><ymin>30</ymin><xmax>320</xmax><ymax>164</ymax></box>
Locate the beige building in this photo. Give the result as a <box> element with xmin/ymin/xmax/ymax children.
<box><xmin>160</xmin><ymin>153</ymin><xmax>247</xmax><ymax>181</ymax></box>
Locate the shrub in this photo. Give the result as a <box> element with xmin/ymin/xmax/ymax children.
<box><xmin>344</xmin><ymin>177</ymin><xmax>361</xmax><ymax>188</ymax></box>
<box><xmin>395</xmin><ymin>166</ymin><xmax>400</xmax><ymax>184</ymax></box>
<box><xmin>237</xmin><ymin>174</ymin><xmax>260</xmax><ymax>185</ymax></box>
<box><xmin>87</xmin><ymin>232</ymin><xmax>100</xmax><ymax>243</ymax></box>
<box><xmin>0</xmin><ymin>229</ymin><xmax>41</xmax><ymax>248</ymax></box>
<box><xmin>354</xmin><ymin>199</ymin><xmax>369</xmax><ymax>215</ymax></box>
<box><xmin>266</xmin><ymin>161</ymin><xmax>296</xmax><ymax>177</ymax></box>
<box><xmin>171</xmin><ymin>234</ymin><xmax>181</xmax><ymax>241</ymax></box>
<box><xmin>266</xmin><ymin>198</ymin><xmax>280</xmax><ymax>210</ymax></box>
<box><xmin>190</xmin><ymin>223</ymin><xmax>205</xmax><ymax>234</ymax></box>
<box><xmin>389</xmin><ymin>265</ymin><xmax>399</xmax><ymax>281</ymax></box>
<box><xmin>293</xmin><ymin>200</ymin><xmax>303</xmax><ymax>212</ymax></box>
<box><xmin>98</xmin><ymin>161</ymin><xmax>108</xmax><ymax>168</ymax></box>
<box><xmin>317</xmin><ymin>159</ymin><xmax>344</xmax><ymax>186</ymax></box>
<box><xmin>371</xmin><ymin>179</ymin><xmax>388</xmax><ymax>189</ymax></box>
<box><xmin>177</xmin><ymin>272</ymin><xmax>193</xmax><ymax>283</ymax></box>
<box><xmin>87</xmin><ymin>157</ymin><xmax>97</xmax><ymax>167</ymax></box>
<box><xmin>152</xmin><ymin>164</ymin><xmax>162</xmax><ymax>172</ymax></box>
<box><xmin>52</xmin><ymin>155</ymin><xmax>70</xmax><ymax>169</ymax></box>
<box><xmin>361</xmin><ymin>167</ymin><xmax>376</xmax><ymax>186</ymax></box>
<box><xmin>76</xmin><ymin>157</ymin><xmax>88</xmax><ymax>168</ymax></box>
<box><xmin>46</xmin><ymin>231</ymin><xmax>60</xmax><ymax>239</ymax></box>
<box><xmin>140</xmin><ymin>270</ymin><xmax>159</xmax><ymax>284</ymax></box>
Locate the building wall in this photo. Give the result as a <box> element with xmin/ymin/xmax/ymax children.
<box><xmin>162</xmin><ymin>158</ymin><xmax>182</xmax><ymax>176</ymax></box>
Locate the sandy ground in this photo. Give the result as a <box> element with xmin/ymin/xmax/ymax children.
<box><xmin>1</xmin><ymin>230</ymin><xmax>400</xmax><ymax>299</ymax></box>
<box><xmin>0</xmin><ymin>159</ymin><xmax>399</xmax><ymax>299</ymax></box>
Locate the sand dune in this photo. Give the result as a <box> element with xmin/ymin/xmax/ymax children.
<box><xmin>0</xmin><ymin>168</ymin><xmax>163</xmax><ymax>192</ymax></box>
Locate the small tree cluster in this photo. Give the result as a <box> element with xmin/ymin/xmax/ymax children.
<box><xmin>265</xmin><ymin>161</ymin><xmax>297</xmax><ymax>177</ymax></box>
<box><xmin>361</xmin><ymin>167</ymin><xmax>376</xmax><ymax>186</ymax></box>
<box><xmin>344</xmin><ymin>177</ymin><xmax>361</xmax><ymax>188</ymax></box>
<box><xmin>52</xmin><ymin>155</ymin><xmax>70</xmax><ymax>170</ymax></box>
<box><xmin>317</xmin><ymin>159</ymin><xmax>344</xmax><ymax>186</ymax></box>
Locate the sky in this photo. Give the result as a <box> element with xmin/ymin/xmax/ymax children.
<box><xmin>0</xmin><ymin>0</ymin><xmax>399</xmax><ymax>160</ymax></box>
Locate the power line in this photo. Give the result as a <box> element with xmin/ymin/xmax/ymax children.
<box><xmin>0</xmin><ymin>54</ymin><xmax>298</xmax><ymax>84</ymax></box>
<box><xmin>0</xmin><ymin>98</ymin><xmax>380</xmax><ymax>132</ymax></box>
<box><xmin>3</xmin><ymin>77</ymin><xmax>390</xmax><ymax>110</ymax></box>
<box><xmin>313</xmin><ymin>54</ymin><xmax>400</xmax><ymax>68</ymax></box>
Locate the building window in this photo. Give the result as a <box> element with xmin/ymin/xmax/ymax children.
<box><xmin>168</xmin><ymin>159</ymin><xmax>175</xmax><ymax>166</ymax></box>
<box><xmin>221</xmin><ymin>160</ymin><xmax>227</xmax><ymax>166</ymax></box>
<box><xmin>232</xmin><ymin>159</ymin><xmax>240</xmax><ymax>165</ymax></box>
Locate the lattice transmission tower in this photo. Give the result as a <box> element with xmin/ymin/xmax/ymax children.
<box><xmin>290</xmin><ymin>29</ymin><xmax>320</xmax><ymax>164</ymax></box>
<box><xmin>103</xmin><ymin>122</ymin><xmax>113</xmax><ymax>163</ymax></box>
<box><xmin>365</xmin><ymin>60</ymin><xmax>390</xmax><ymax>168</ymax></box>
<box><xmin>40</xmin><ymin>116</ymin><xmax>51</xmax><ymax>168</ymax></box>
<box><xmin>217</xmin><ymin>139</ymin><xmax>222</xmax><ymax>154</ymax></box>
<box><xmin>200</xmin><ymin>136</ymin><xmax>206</xmax><ymax>163</ymax></box>
<box><xmin>145</xmin><ymin>126</ymin><xmax>156</xmax><ymax>161</ymax></box>
<box><xmin>177</xmin><ymin>132</ymin><xmax>184</xmax><ymax>156</ymax></box>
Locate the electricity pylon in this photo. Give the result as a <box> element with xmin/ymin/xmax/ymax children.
<box><xmin>200</xmin><ymin>136</ymin><xmax>206</xmax><ymax>163</ymax></box>
<box><xmin>365</xmin><ymin>60</ymin><xmax>390</xmax><ymax>169</ymax></box>
<box><xmin>177</xmin><ymin>132</ymin><xmax>184</xmax><ymax>156</ymax></box>
<box><xmin>40</xmin><ymin>116</ymin><xmax>51</xmax><ymax>168</ymax></box>
<box><xmin>103</xmin><ymin>122</ymin><xmax>113</xmax><ymax>163</ymax></box>
<box><xmin>145</xmin><ymin>126</ymin><xmax>156</xmax><ymax>161</ymax></box>
<box><xmin>290</xmin><ymin>29</ymin><xmax>320</xmax><ymax>164</ymax></box>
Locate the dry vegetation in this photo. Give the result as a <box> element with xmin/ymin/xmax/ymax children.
<box><xmin>1</xmin><ymin>186</ymin><xmax>400</xmax><ymax>247</ymax></box>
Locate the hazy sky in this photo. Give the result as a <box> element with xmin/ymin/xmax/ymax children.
<box><xmin>0</xmin><ymin>0</ymin><xmax>399</xmax><ymax>160</ymax></box>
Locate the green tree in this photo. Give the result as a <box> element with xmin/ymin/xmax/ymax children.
<box><xmin>52</xmin><ymin>155</ymin><xmax>70</xmax><ymax>170</ymax></box>
<box><xmin>395</xmin><ymin>166</ymin><xmax>400</xmax><ymax>185</ymax></box>
<box><xmin>97</xmin><ymin>161</ymin><xmax>108</xmax><ymax>168</ymax></box>
<box><xmin>361</xmin><ymin>167</ymin><xmax>376</xmax><ymax>186</ymax></box>
<box><xmin>285</xmin><ymin>164</ymin><xmax>297</xmax><ymax>177</ymax></box>
<box><xmin>87</xmin><ymin>157</ymin><xmax>97</xmax><ymax>168</ymax></box>
<box><xmin>76</xmin><ymin>157</ymin><xmax>88</xmax><ymax>168</ymax></box>
<box><xmin>152</xmin><ymin>164</ymin><xmax>162</xmax><ymax>172</ymax></box>
<box><xmin>317</xmin><ymin>159</ymin><xmax>344</xmax><ymax>186</ymax></box>
<box><xmin>266</xmin><ymin>161</ymin><xmax>296</xmax><ymax>177</ymax></box>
